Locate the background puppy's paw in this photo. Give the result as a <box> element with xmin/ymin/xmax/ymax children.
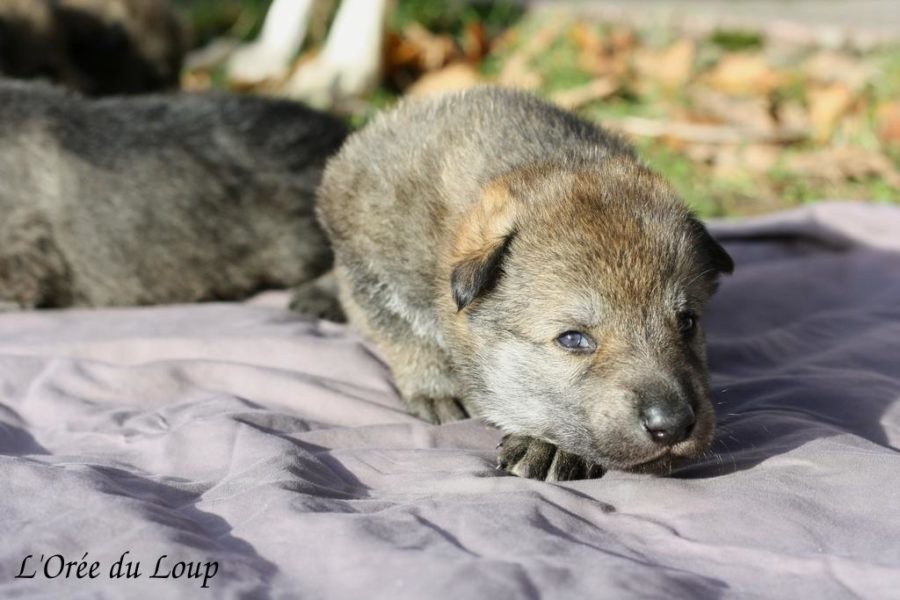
<box><xmin>289</xmin><ymin>283</ymin><xmax>346</xmax><ymax>322</ymax></box>
<box><xmin>497</xmin><ymin>435</ymin><xmax>604</xmax><ymax>481</ymax></box>
<box><xmin>227</xmin><ymin>42</ymin><xmax>291</xmax><ymax>84</ymax></box>
<box><xmin>407</xmin><ymin>395</ymin><xmax>469</xmax><ymax>424</ymax></box>
<box><xmin>0</xmin><ymin>301</ymin><xmax>26</xmax><ymax>313</ymax></box>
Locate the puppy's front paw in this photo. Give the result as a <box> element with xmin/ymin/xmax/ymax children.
<box><xmin>407</xmin><ymin>395</ymin><xmax>469</xmax><ymax>424</ymax></box>
<box><xmin>497</xmin><ymin>435</ymin><xmax>604</xmax><ymax>482</ymax></box>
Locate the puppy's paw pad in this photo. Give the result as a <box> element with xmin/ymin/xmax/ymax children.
<box><xmin>498</xmin><ymin>435</ymin><xmax>604</xmax><ymax>481</ymax></box>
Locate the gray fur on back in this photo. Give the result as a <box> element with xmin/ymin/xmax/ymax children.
<box><xmin>326</xmin><ymin>87</ymin><xmax>635</xmax><ymax>216</ymax></box>
<box><xmin>0</xmin><ymin>79</ymin><xmax>347</xmax><ymax>307</ymax></box>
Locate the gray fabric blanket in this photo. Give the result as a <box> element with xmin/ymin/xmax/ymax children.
<box><xmin>1</xmin><ymin>202</ymin><xmax>898</xmax><ymax>599</ymax></box>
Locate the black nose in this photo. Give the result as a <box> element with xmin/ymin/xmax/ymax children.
<box><xmin>641</xmin><ymin>405</ymin><xmax>695</xmax><ymax>445</ymax></box>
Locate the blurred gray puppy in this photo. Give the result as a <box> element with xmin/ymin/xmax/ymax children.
<box><xmin>0</xmin><ymin>0</ymin><xmax>188</xmax><ymax>95</ymax></box>
<box><xmin>318</xmin><ymin>87</ymin><xmax>733</xmax><ymax>481</ymax></box>
<box><xmin>0</xmin><ymin>79</ymin><xmax>347</xmax><ymax>308</ymax></box>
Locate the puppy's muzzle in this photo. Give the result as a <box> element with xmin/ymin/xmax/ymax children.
<box><xmin>640</xmin><ymin>403</ymin><xmax>696</xmax><ymax>445</ymax></box>
<box><xmin>636</xmin><ymin>379</ymin><xmax>697</xmax><ymax>446</ymax></box>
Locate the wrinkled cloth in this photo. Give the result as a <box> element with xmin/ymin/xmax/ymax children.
<box><xmin>1</xmin><ymin>202</ymin><xmax>898</xmax><ymax>599</ymax></box>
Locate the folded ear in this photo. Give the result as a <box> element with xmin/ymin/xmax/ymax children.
<box><xmin>450</xmin><ymin>181</ymin><xmax>519</xmax><ymax>311</ymax></box>
<box><xmin>689</xmin><ymin>217</ymin><xmax>734</xmax><ymax>275</ymax></box>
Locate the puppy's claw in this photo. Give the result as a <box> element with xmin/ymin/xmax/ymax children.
<box><xmin>497</xmin><ymin>434</ymin><xmax>604</xmax><ymax>482</ymax></box>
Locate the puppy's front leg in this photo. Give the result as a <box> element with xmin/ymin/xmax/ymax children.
<box><xmin>336</xmin><ymin>287</ymin><xmax>468</xmax><ymax>425</ymax></box>
<box><xmin>388</xmin><ymin>340</ymin><xmax>469</xmax><ymax>425</ymax></box>
<box><xmin>498</xmin><ymin>435</ymin><xmax>605</xmax><ymax>482</ymax></box>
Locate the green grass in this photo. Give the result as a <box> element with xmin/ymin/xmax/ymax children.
<box><xmin>173</xmin><ymin>0</ymin><xmax>271</xmax><ymax>46</ymax></box>
<box><xmin>708</xmin><ymin>29</ymin><xmax>763</xmax><ymax>52</ymax></box>
<box><xmin>870</xmin><ymin>47</ymin><xmax>900</xmax><ymax>104</ymax></box>
<box><xmin>391</xmin><ymin>0</ymin><xmax>524</xmax><ymax>38</ymax></box>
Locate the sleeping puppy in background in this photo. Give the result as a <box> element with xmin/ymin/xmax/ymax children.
<box><xmin>314</xmin><ymin>87</ymin><xmax>734</xmax><ymax>481</ymax></box>
<box><xmin>0</xmin><ymin>79</ymin><xmax>346</xmax><ymax>309</ymax></box>
<box><xmin>0</xmin><ymin>0</ymin><xmax>188</xmax><ymax>95</ymax></box>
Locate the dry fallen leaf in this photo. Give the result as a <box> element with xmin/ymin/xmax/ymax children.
<box><xmin>407</xmin><ymin>62</ymin><xmax>482</xmax><ymax>97</ymax></box>
<box><xmin>550</xmin><ymin>78</ymin><xmax>618</xmax><ymax>110</ymax></box>
<box><xmin>570</xmin><ymin>24</ymin><xmax>630</xmax><ymax>80</ymax></box>
<box><xmin>461</xmin><ymin>22</ymin><xmax>490</xmax><ymax>63</ymax></box>
<box><xmin>712</xmin><ymin>146</ymin><xmax>745</xmax><ymax>179</ymax></box>
<box><xmin>704</xmin><ymin>52</ymin><xmax>783</xmax><ymax>96</ymax></box>
<box><xmin>713</xmin><ymin>144</ymin><xmax>779</xmax><ymax>178</ymax></box>
<box><xmin>609</xmin><ymin>116</ymin><xmax>803</xmax><ymax>145</ymax></box>
<box><xmin>788</xmin><ymin>147</ymin><xmax>900</xmax><ymax>187</ymax></box>
<box><xmin>570</xmin><ymin>23</ymin><xmax>604</xmax><ymax>57</ymax></box>
<box><xmin>876</xmin><ymin>101</ymin><xmax>900</xmax><ymax>147</ymax></box>
<box><xmin>807</xmin><ymin>83</ymin><xmax>856</xmax><ymax>142</ymax></box>
<box><xmin>498</xmin><ymin>17</ymin><xmax>568</xmax><ymax>90</ymax></box>
<box><xmin>743</xmin><ymin>144</ymin><xmax>781</xmax><ymax>173</ymax></box>
<box><xmin>683</xmin><ymin>143</ymin><xmax>718</xmax><ymax>165</ymax></box>
<box><xmin>609</xmin><ymin>26</ymin><xmax>637</xmax><ymax>55</ymax></box>
<box><xmin>803</xmin><ymin>50</ymin><xmax>871</xmax><ymax>91</ymax></box>
<box><xmin>690</xmin><ymin>89</ymin><xmax>777</xmax><ymax>134</ymax></box>
<box><xmin>387</xmin><ymin>23</ymin><xmax>458</xmax><ymax>74</ymax></box>
<box><xmin>633</xmin><ymin>39</ymin><xmax>695</xmax><ymax>91</ymax></box>
<box><xmin>776</xmin><ymin>100</ymin><xmax>811</xmax><ymax>137</ymax></box>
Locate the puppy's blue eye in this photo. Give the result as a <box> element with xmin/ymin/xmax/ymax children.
<box><xmin>556</xmin><ymin>331</ymin><xmax>596</xmax><ymax>352</ymax></box>
<box><xmin>678</xmin><ymin>311</ymin><xmax>697</xmax><ymax>336</ymax></box>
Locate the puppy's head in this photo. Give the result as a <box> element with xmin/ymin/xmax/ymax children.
<box><xmin>446</xmin><ymin>158</ymin><xmax>733</xmax><ymax>474</ymax></box>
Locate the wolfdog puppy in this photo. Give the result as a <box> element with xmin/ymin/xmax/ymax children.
<box><xmin>317</xmin><ymin>88</ymin><xmax>733</xmax><ymax>480</ymax></box>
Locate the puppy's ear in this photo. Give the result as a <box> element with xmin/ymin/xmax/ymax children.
<box><xmin>450</xmin><ymin>182</ymin><xmax>519</xmax><ymax>311</ymax></box>
<box><xmin>689</xmin><ymin>218</ymin><xmax>734</xmax><ymax>275</ymax></box>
